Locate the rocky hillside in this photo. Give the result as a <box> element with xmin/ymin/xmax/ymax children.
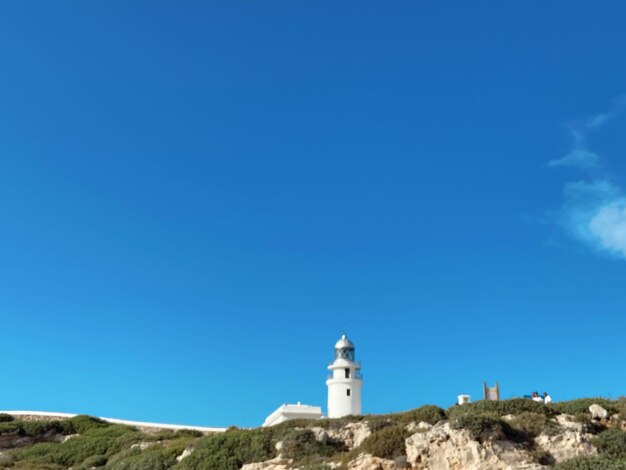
<box><xmin>1</xmin><ymin>398</ymin><xmax>626</xmax><ymax>469</ymax></box>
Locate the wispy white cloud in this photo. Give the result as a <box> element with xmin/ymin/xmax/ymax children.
<box><xmin>547</xmin><ymin>112</ymin><xmax>613</xmax><ymax>169</ymax></box>
<box><xmin>550</xmin><ymin>99</ymin><xmax>626</xmax><ymax>259</ymax></box>
<box><xmin>586</xmin><ymin>112</ymin><xmax>614</xmax><ymax>130</ymax></box>
<box><xmin>548</xmin><ymin>148</ymin><xmax>600</xmax><ymax>169</ymax></box>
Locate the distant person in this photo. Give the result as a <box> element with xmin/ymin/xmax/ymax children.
<box><xmin>543</xmin><ymin>392</ymin><xmax>552</xmax><ymax>404</ymax></box>
<box><xmin>532</xmin><ymin>391</ymin><xmax>544</xmax><ymax>402</ymax></box>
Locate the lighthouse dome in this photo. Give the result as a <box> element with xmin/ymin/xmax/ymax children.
<box><xmin>335</xmin><ymin>334</ymin><xmax>354</xmax><ymax>349</ymax></box>
<box><xmin>334</xmin><ymin>334</ymin><xmax>356</xmax><ymax>361</ymax></box>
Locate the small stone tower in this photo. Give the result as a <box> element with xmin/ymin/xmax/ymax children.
<box><xmin>326</xmin><ymin>334</ymin><xmax>362</xmax><ymax>418</ymax></box>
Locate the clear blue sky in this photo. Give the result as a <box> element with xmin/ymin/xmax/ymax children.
<box><xmin>2</xmin><ymin>2</ymin><xmax>626</xmax><ymax>428</ymax></box>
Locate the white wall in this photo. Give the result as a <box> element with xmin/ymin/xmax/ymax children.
<box><xmin>326</xmin><ymin>376</ymin><xmax>362</xmax><ymax>418</ymax></box>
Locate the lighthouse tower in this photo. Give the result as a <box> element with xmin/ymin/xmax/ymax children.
<box><xmin>326</xmin><ymin>334</ymin><xmax>362</xmax><ymax>418</ymax></box>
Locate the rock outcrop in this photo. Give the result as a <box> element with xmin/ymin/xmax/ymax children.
<box><xmin>318</xmin><ymin>422</ymin><xmax>371</xmax><ymax>449</ymax></box>
<box><xmin>405</xmin><ymin>422</ymin><xmax>543</xmax><ymax>470</ymax></box>
<box><xmin>240</xmin><ymin>456</ymin><xmax>293</xmax><ymax>470</ymax></box>
<box><xmin>534</xmin><ymin>414</ymin><xmax>597</xmax><ymax>464</ymax></box>
<box><xmin>0</xmin><ymin>429</ymin><xmax>64</xmax><ymax>450</ymax></box>
<box><xmin>404</xmin><ymin>412</ymin><xmax>603</xmax><ymax>470</ymax></box>
<box><xmin>347</xmin><ymin>452</ymin><xmax>396</xmax><ymax>470</ymax></box>
<box><xmin>176</xmin><ymin>446</ymin><xmax>194</xmax><ymax>462</ymax></box>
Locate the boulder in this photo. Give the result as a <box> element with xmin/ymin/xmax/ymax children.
<box><xmin>131</xmin><ymin>442</ymin><xmax>156</xmax><ymax>451</ymax></box>
<box><xmin>0</xmin><ymin>452</ymin><xmax>14</xmax><ymax>466</ymax></box>
<box><xmin>347</xmin><ymin>452</ymin><xmax>396</xmax><ymax>470</ymax></box>
<box><xmin>323</xmin><ymin>422</ymin><xmax>371</xmax><ymax>449</ymax></box>
<box><xmin>240</xmin><ymin>456</ymin><xmax>293</xmax><ymax>470</ymax></box>
<box><xmin>589</xmin><ymin>404</ymin><xmax>609</xmax><ymax>420</ymax></box>
<box><xmin>406</xmin><ymin>421</ymin><xmax>432</xmax><ymax>433</ymax></box>
<box><xmin>176</xmin><ymin>446</ymin><xmax>194</xmax><ymax>462</ymax></box>
<box><xmin>555</xmin><ymin>414</ymin><xmax>583</xmax><ymax>431</ymax></box>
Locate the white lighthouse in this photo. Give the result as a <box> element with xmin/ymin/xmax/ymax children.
<box><xmin>326</xmin><ymin>334</ymin><xmax>362</xmax><ymax>418</ymax></box>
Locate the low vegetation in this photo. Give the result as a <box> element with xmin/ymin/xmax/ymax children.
<box><xmin>447</xmin><ymin>397</ymin><xmax>557</xmax><ymax>420</ymax></box>
<box><xmin>451</xmin><ymin>414</ymin><xmax>528</xmax><ymax>444</ymax></box>
<box><xmin>555</xmin><ymin>456</ymin><xmax>626</xmax><ymax>470</ymax></box>
<box><xmin>360</xmin><ymin>424</ymin><xmax>408</xmax><ymax>460</ymax></box>
<box><xmin>1</xmin><ymin>398</ymin><xmax>625</xmax><ymax>469</ymax></box>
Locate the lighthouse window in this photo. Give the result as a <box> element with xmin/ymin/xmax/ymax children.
<box><xmin>347</xmin><ymin>389</ymin><xmax>351</xmax><ymax>396</ymax></box>
<box><xmin>345</xmin><ymin>368</ymin><xmax>350</xmax><ymax>378</ymax></box>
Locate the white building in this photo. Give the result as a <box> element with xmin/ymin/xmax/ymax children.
<box><xmin>326</xmin><ymin>334</ymin><xmax>362</xmax><ymax>418</ymax></box>
<box><xmin>262</xmin><ymin>402</ymin><xmax>323</xmax><ymax>427</ymax></box>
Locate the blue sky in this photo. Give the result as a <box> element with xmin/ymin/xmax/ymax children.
<box><xmin>2</xmin><ymin>2</ymin><xmax>626</xmax><ymax>427</ymax></box>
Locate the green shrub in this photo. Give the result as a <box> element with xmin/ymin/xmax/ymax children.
<box><xmin>451</xmin><ymin>414</ymin><xmax>528</xmax><ymax>444</ymax></box>
<box><xmin>269</xmin><ymin>415</ymin><xmax>365</xmax><ymax>434</ymax></box>
<box><xmin>173</xmin><ymin>428</ymin><xmax>274</xmax><ymax>470</ymax></box>
<box><xmin>78</xmin><ymin>453</ymin><xmax>108</xmax><ymax>468</ymax></box>
<box><xmin>103</xmin><ymin>447</ymin><xmax>142</xmax><ymax>467</ymax></box>
<box><xmin>0</xmin><ymin>419</ymin><xmax>83</xmax><ymax>438</ymax></box>
<box><xmin>509</xmin><ymin>412</ymin><xmax>558</xmax><ymax>437</ymax></box>
<box><xmin>107</xmin><ymin>446</ymin><xmax>181</xmax><ymax>470</ymax></box>
<box><xmin>0</xmin><ymin>421</ymin><xmax>20</xmax><ymax>435</ymax></box>
<box><xmin>618</xmin><ymin>397</ymin><xmax>626</xmax><ymax>421</ymax></box>
<box><xmin>174</xmin><ymin>429</ymin><xmax>203</xmax><ymax>439</ymax></box>
<box><xmin>555</xmin><ymin>455</ymin><xmax>626</xmax><ymax>469</ymax></box>
<box><xmin>365</xmin><ymin>405</ymin><xmax>446</xmax><ymax>433</ymax></box>
<box><xmin>149</xmin><ymin>429</ymin><xmax>202</xmax><ymax>441</ymax></box>
<box><xmin>366</xmin><ymin>417</ymin><xmax>394</xmax><ymax>433</ymax></box>
<box><xmin>20</xmin><ymin>421</ymin><xmax>69</xmax><ymax>437</ymax></box>
<box><xmin>550</xmin><ymin>398</ymin><xmax>619</xmax><ymax>416</ymax></box>
<box><xmin>280</xmin><ymin>429</ymin><xmax>343</xmax><ymax>463</ymax></box>
<box><xmin>448</xmin><ymin>398</ymin><xmax>556</xmax><ymax>420</ymax></box>
<box><xmin>64</xmin><ymin>415</ymin><xmax>109</xmax><ymax>434</ymax></box>
<box><xmin>592</xmin><ymin>428</ymin><xmax>626</xmax><ymax>458</ymax></box>
<box><xmin>113</xmin><ymin>431</ymin><xmax>155</xmax><ymax>449</ymax></box>
<box><xmin>360</xmin><ymin>424</ymin><xmax>408</xmax><ymax>460</ymax></box>
<box><xmin>0</xmin><ymin>414</ymin><xmax>14</xmax><ymax>423</ymax></box>
<box><xmin>14</xmin><ymin>424</ymin><xmax>138</xmax><ymax>467</ymax></box>
<box><xmin>404</xmin><ymin>405</ymin><xmax>447</xmax><ymax>425</ymax></box>
<box><xmin>0</xmin><ymin>420</ymin><xmax>69</xmax><ymax>438</ymax></box>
